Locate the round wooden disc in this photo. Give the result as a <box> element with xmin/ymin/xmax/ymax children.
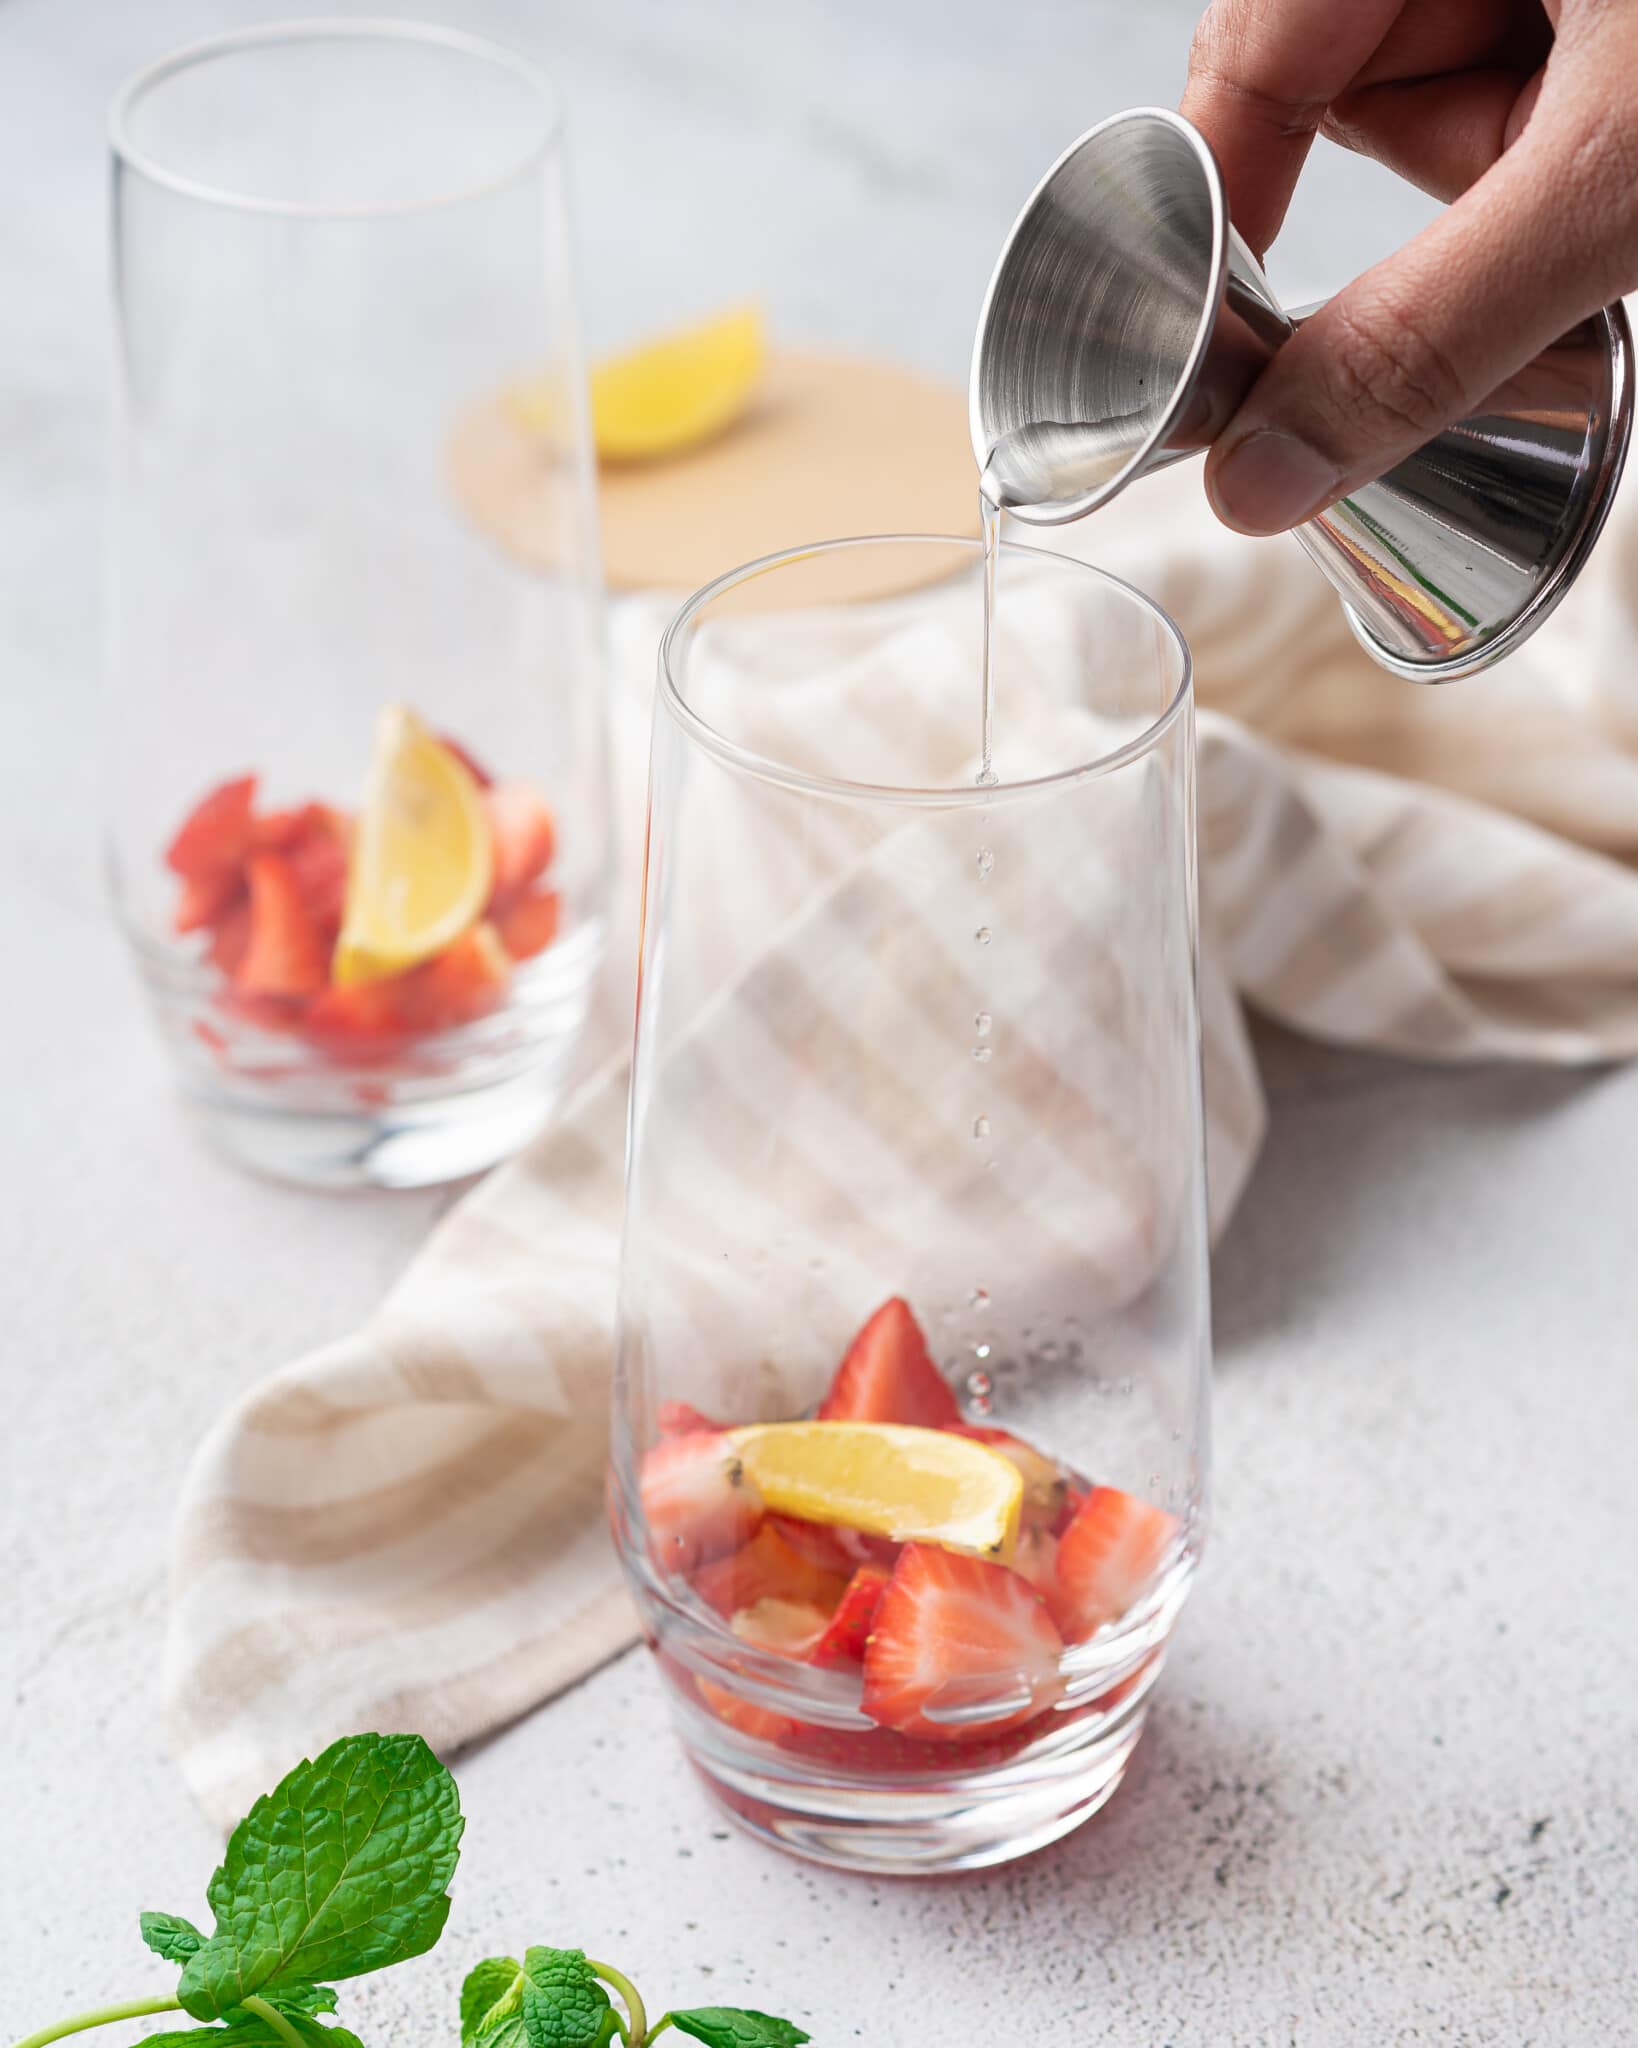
<box><xmin>447</xmin><ymin>350</ymin><xmax>980</xmax><ymax>606</ymax></box>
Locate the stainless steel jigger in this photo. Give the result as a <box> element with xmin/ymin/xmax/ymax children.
<box><xmin>971</xmin><ymin>106</ymin><xmax>1633</xmax><ymax>681</ymax></box>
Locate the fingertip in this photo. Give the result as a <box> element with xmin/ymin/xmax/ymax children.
<box><xmin>1205</xmin><ymin>429</ymin><xmax>1343</xmax><ymax>536</ymax></box>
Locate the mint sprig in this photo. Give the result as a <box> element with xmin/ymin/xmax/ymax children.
<box><xmin>460</xmin><ymin>1952</ymin><xmax>809</xmax><ymax>2048</ymax></box>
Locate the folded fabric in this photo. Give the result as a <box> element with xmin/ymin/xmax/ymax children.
<box><xmin>168</xmin><ymin>455</ymin><xmax>1638</xmax><ymax>1826</ymax></box>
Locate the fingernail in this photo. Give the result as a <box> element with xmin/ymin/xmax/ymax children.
<box><xmin>1208</xmin><ymin>430</ymin><xmax>1341</xmax><ymax>535</ymax></box>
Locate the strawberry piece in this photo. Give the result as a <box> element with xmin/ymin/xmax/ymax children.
<box><xmin>1054</xmin><ymin>1488</ymin><xmax>1178</xmax><ymax>1642</ymax></box>
<box><xmin>174</xmin><ymin>867</ymin><xmax>244</xmax><ymax>936</ymax></box>
<box><xmin>484</xmin><ymin>782</ymin><xmax>556</xmax><ymax>910</ymax></box>
<box><xmin>437</xmin><ymin>732</ymin><xmax>494</xmax><ymax>788</ymax></box>
<box><xmin>809</xmin><ymin>1564</ymin><xmax>891</xmax><ymax>1667</ymax></box>
<box><xmin>165</xmin><ymin>774</ymin><xmax>257</xmax><ymax>880</ymax></box>
<box><xmin>768</xmin><ymin>1513</ymin><xmax>900</xmax><ymax>1576</ymax></box>
<box><xmin>206</xmin><ymin>899</ymin><xmax>253</xmax><ymax>977</ymax></box>
<box><xmin>496</xmin><ymin>887</ymin><xmax>561</xmax><ymax>961</ymax></box>
<box><xmin>658</xmin><ymin>1401</ymin><xmax>725</xmax><ymax>1438</ymax></box>
<box><xmin>952</xmin><ymin>1424</ymin><xmax>1070</xmax><ymax>1530</ymax></box>
<box><xmin>302</xmin><ymin>977</ymin><xmax>414</xmax><ymax>1047</ymax></box>
<box><xmin>400</xmin><ymin>923</ymin><xmax>511</xmax><ymax>1032</ymax></box>
<box><xmin>640</xmin><ymin>1430</ymin><xmax>762</xmax><ymax>1575</ymax></box>
<box><xmin>861</xmin><ymin>1543</ymin><xmax>1064</xmax><ymax>1742</ymax></box>
<box><xmin>729</xmin><ymin>1596</ymin><xmax>832</xmax><ymax>1658</ymax></box>
<box><xmin>696</xmin><ymin>1676</ymin><xmax>794</xmax><ymax>1745</ymax></box>
<box><xmin>819</xmin><ymin>1297</ymin><xmax>961</xmax><ymax>1428</ymax></box>
<box><xmin>254</xmin><ymin>803</ymin><xmax>352</xmax><ymax>932</ymax></box>
<box><xmin>236</xmin><ymin>854</ymin><xmax>329</xmax><ymax>997</ymax></box>
<box><xmin>692</xmin><ymin>1523</ymin><xmax>847</xmax><ymax>1619</ymax></box>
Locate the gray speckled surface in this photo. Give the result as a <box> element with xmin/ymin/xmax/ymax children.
<box><xmin>3</xmin><ymin>3</ymin><xmax>1632</xmax><ymax>2044</ymax></box>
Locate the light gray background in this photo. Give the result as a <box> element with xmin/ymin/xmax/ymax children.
<box><xmin>4</xmin><ymin>3</ymin><xmax>1632</xmax><ymax>2044</ymax></box>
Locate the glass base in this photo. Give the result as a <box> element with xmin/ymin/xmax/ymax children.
<box><xmin>676</xmin><ymin>1694</ymin><xmax>1150</xmax><ymax>1876</ymax></box>
<box><xmin>185</xmin><ymin>1060</ymin><xmax>566</xmax><ymax>1189</ymax></box>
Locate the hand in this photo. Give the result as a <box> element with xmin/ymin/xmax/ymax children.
<box><xmin>1180</xmin><ymin>0</ymin><xmax>1638</xmax><ymax>533</ymax></box>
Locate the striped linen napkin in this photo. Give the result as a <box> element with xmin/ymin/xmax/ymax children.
<box><xmin>167</xmin><ymin>457</ymin><xmax>1638</xmax><ymax>1825</ymax></box>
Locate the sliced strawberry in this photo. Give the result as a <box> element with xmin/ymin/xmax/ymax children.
<box><xmin>696</xmin><ymin>1676</ymin><xmax>794</xmax><ymax>1745</ymax></box>
<box><xmin>819</xmin><ymin>1297</ymin><xmax>961</xmax><ymax>1428</ymax></box>
<box><xmin>658</xmin><ymin>1400</ymin><xmax>725</xmax><ymax>1439</ymax></box>
<box><xmin>768</xmin><ymin>1513</ymin><xmax>899</xmax><ymax>1576</ymax></box>
<box><xmin>485</xmin><ymin>782</ymin><xmax>556</xmax><ymax>911</ymax></box>
<box><xmin>953</xmin><ymin>1424</ymin><xmax>1070</xmax><ymax>1529</ymax></box>
<box><xmin>729</xmin><ymin>1596</ymin><xmax>831</xmax><ymax>1658</ymax></box>
<box><xmin>640</xmin><ymin>1430</ymin><xmax>762</xmax><ymax>1575</ymax></box>
<box><xmin>236</xmin><ymin>854</ymin><xmax>328</xmax><ymax>997</ymax></box>
<box><xmin>691</xmin><ymin>1522</ymin><xmax>847</xmax><ymax>1619</ymax></box>
<box><xmin>809</xmin><ymin>1564</ymin><xmax>891</xmax><ymax>1667</ymax></box>
<box><xmin>174</xmin><ymin>867</ymin><xmax>244</xmax><ymax>936</ymax></box>
<box><xmin>260</xmin><ymin>803</ymin><xmax>352</xmax><ymax>933</ymax></box>
<box><xmin>496</xmin><ymin>886</ymin><xmax>561</xmax><ymax>961</ymax></box>
<box><xmin>165</xmin><ymin>774</ymin><xmax>257</xmax><ymax>880</ymax></box>
<box><xmin>206</xmin><ymin>899</ymin><xmax>253</xmax><ymax>977</ymax></box>
<box><xmin>1054</xmin><ymin>1488</ymin><xmax>1178</xmax><ymax>1642</ymax></box>
<box><xmin>400</xmin><ymin>923</ymin><xmax>511</xmax><ymax>1032</ymax></box>
<box><xmin>437</xmin><ymin>732</ymin><xmax>495</xmax><ymax>788</ymax></box>
<box><xmin>1009</xmin><ymin>1523</ymin><xmax>1076</xmax><ymax>1636</ymax></box>
<box><xmin>861</xmin><ymin>1543</ymin><xmax>1064</xmax><ymax>1742</ymax></box>
<box><xmin>302</xmin><ymin>976</ymin><xmax>414</xmax><ymax>1047</ymax></box>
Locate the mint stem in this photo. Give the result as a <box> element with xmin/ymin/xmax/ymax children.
<box><xmin>11</xmin><ymin>1992</ymin><xmax>185</xmax><ymax>2048</ymax></box>
<box><xmin>646</xmin><ymin>2022</ymin><xmax>674</xmax><ymax>2043</ymax></box>
<box><xmin>585</xmin><ymin>1961</ymin><xmax>647</xmax><ymax>2048</ymax></box>
<box><xmin>241</xmin><ymin>1998</ymin><xmax>305</xmax><ymax>2048</ymax></box>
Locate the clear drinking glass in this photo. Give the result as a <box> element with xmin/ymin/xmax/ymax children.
<box><xmin>609</xmin><ymin>535</ymin><xmax>1210</xmax><ymax>1874</ymax></box>
<box><xmin>106</xmin><ymin>23</ymin><xmax>608</xmax><ymax>1188</ymax></box>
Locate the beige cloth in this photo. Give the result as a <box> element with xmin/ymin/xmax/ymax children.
<box><xmin>167</xmin><ymin>458</ymin><xmax>1638</xmax><ymax>1825</ymax></box>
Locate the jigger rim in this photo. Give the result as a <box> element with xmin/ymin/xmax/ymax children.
<box><xmin>969</xmin><ymin>105</ymin><xmax>1228</xmax><ymax>525</ymax></box>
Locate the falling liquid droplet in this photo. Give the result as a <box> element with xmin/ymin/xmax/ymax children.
<box><xmin>969</xmin><ymin>1287</ymin><xmax>990</xmax><ymax>1311</ymax></box>
<box><xmin>972</xmin><ymin>1044</ymin><xmax>992</xmax><ymax>1063</ymax></box>
<box><xmin>974</xmin><ymin>1011</ymin><xmax>992</xmax><ymax>1036</ymax></box>
<box><xmin>972</xmin><ymin>1114</ymin><xmax>990</xmax><ymax>1141</ymax></box>
<box><xmin>967</xmin><ymin>1369</ymin><xmax>992</xmax><ymax>1398</ymax></box>
<box><xmin>975</xmin><ymin>765</ymin><xmax>999</xmax><ymax>789</ymax></box>
<box><xmin>974</xmin><ymin>1341</ymin><xmax>992</xmax><ymax>1361</ymax></box>
<box><xmin>976</xmin><ymin>847</ymin><xmax>994</xmax><ymax>881</ymax></box>
<box><xmin>975</xmin><ymin>925</ymin><xmax>992</xmax><ymax>946</ymax></box>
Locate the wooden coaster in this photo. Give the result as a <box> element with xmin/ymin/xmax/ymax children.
<box><xmin>447</xmin><ymin>350</ymin><xmax>980</xmax><ymax>606</ymax></box>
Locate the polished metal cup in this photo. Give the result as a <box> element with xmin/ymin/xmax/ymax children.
<box><xmin>971</xmin><ymin>107</ymin><xmax>1632</xmax><ymax>681</ymax></box>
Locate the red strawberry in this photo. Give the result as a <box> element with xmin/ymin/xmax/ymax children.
<box><xmin>437</xmin><ymin>732</ymin><xmax>495</xmax><ymax>788</ymax></box>
<box><xmin>1054</xmin><ymin>1488</ymin><xmax>1177</xmax><ymax>1642</ymax></box>
<box><xmin>861</xmin><ymin>1544</ymin><xmax>1064</xmax><ymax>1742</ymax></box>
<box><xmin>173</xmin><ymin>867</ymin><xmax>244</xmax><ymax>936</ymax></box>
<box><xmin>236</xmin><ymin>854</ymin><xmax>328</xmax><ymax>997</ymax></box>
<box><xmin>657</xmin><ymin>1401</ymin><xmax>724</xmax><ymax>1438</ymax></box>
<box><xmin>691</xmin><ymin>1522</ymin><xmax>847</xmax><ymax>1619</ymax></box>
<box><xmin>260</xmin><ymin>803</ymin><xmax>352</xmax><ymax>932</ymax></box>
<box><xmin>206</xmin><ymin>899</ymin><xmax>253</xmax><ymax>977</ymax></box>
<box><xmin>302</xmin><ymin>976</ymin><xmax>414</xmax><ymax>1047</ymax></box>
<box><xmin>400</xmin><ymin>923</ymin><xmax>512</xmax><ymax>1032</ymax></box>
<box><xmin>696</xmin><ymin>1676</ymin><xmax>794</xmax><ymax>1745</ymax></box>
<box><xmin>819</xmin><ymin>1297</ymin><xmax>961</xmax><ymax>1429</ymax></box>
<box><xmin>496</xmin><ymin>886</ymin><xmax>561</xmax><ymax>961</ymax></box>
<box><xmin>768</xmin><ymin>1514</ymin><xmax>900</xmax><ymax>1576</ymax></box>
<box><xmin>953</xmin><ymin>1424</ymin><xmax>1070</xmax><ymax>1528</ymax></box>
<box><xmin>640</xmin><ymin>1430</ymin><xmax>762</xmax><ymax>1575</ymax></box>
<box><xmin>485</xmin><ymin>782</ymin><xmax>556</xmax><ymax>910</ymax></box>
<box><xmin>165</xmin><ymin>774</ymin><xmax>257</xmax><ymax>880</ymax></box>
<box><xmin>809</xmin><ymin>1564</ymin><xmax>891</xmax><ymax>1667</ymax></box>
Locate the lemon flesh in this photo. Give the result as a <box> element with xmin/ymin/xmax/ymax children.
<box><xmin>589</xmin><ymin>305</ymin><xmax>765</xmax><ymax>461</ymax></box>
<box><xmin>332</xmin><ymin>706</ymin><xmax>492</xmax><ymax>986</ymax></box>
<box><xmin>726</xmin><ymin>1421</ymin><xmax>1023</xmax><ymax>1562</ymax></box>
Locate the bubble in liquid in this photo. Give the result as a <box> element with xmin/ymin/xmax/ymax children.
<box><xmin>969</xmin><ymin>1287</ymin><xmax>990</xmax><ymax>1311</ymax></box>
<box><xmin>974</xmin><ymin>925</ymin><xmax>992</xmax><ymax>946</ymax></box>
<box><xmin>976</xmin><ymin>846</ymin><xmax>995</xmax><ymax>881</ymax></box>
<box><xmin>973</xmin><ymin>1341</ymin><xmax>992</xmax><ymax>1362</ymax></box>
<box><xmin>974</xmin><ymin>1011</ymin><xmax>992</xmax><ymax>1037</ymax></box>
<box><xmin>972</xmin><ymin>1045</ymin><xmax>992</xmax><ymax>1063</ymax></box>
<box><xmin>967</xmin><ymin>1369</ymin><xmax>993</xmax><ymax>1399</ymax></box>
<box><xmin>972</xmin><ymin>1114</ymin><xmax>991</xmax><ymax>1141</ymax></box>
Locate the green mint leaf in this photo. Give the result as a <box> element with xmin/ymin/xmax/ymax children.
<box><xmin>461</xmin><ymin>1957</ymin><xmax>524</xmax><ymax>2048</ymax></box>
<box><xmin>664</xmin><ymin>2010</ymin><xmax>811</xmax><ymax>2048</ymax></box>
<box><xmin>134</xmin><ymin>2020</ymin><xmax>362</xmax><ymax>2048</ymax></box>
<box><xmin>177</xmin><ymin>1732</ymin><xmax>462</xmax><ymax>2020</ymax></box>
<box><xmin>141</xmin><ymin>1912</ymin><xmax>206</xmax><ymax>1964</ymax></box>
<box><xmin>517</xmin><ymin>1948</ymin><xmax>619</xmax><ymax>2048</ymax></box>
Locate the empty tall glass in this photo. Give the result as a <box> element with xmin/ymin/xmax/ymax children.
<box><xmin>609</xmin><ymin>536</ymin><xmax>1210</xmax><ymax>1873</ymax></box>
<box><xmin>106</xmin><ymin>23</ymin><xmax>608</xmax><ymax>1187</ymax></box>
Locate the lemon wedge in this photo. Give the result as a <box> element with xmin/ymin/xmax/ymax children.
<box><xmin>588</xmin><ymin>305</ymin><xmax>765</xmax><ymax>461</ymax></box>
<box><xmin>726</xmin><ymin>1422</ymin><xmax>1023</xmax><ymax>1562</ymax></box>
<box><xmin>332</xmin><ymin>706</ymin><xmax>492</xmax><ymax>986</ymax></box>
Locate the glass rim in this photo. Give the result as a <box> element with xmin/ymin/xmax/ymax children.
<box><xmin>656</xmin><ymin>532</ymin><xmax>1194</xmax><ymax>809</ymax></box>
<box><xmin>107</xmin><ymin>17</ymin><xmax>564</xmax><ymax>220</ymax></box>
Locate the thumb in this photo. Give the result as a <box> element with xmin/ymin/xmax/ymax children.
<box><xmin>1204</xmin><ymin>106</ymin><xmax>1637</xmax><ymax>535</ymax></box>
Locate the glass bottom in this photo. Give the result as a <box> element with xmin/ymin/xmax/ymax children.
<box><xmin>674</xmin><ymin>1683</ymin><xmax>1150</xmax><ymax>1875</ymax></box>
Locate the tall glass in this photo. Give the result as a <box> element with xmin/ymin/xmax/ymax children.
<box><xmin>107</xmin><ymin>23</ymin><xmax>608</xmax><ymax>1188</ymax></box>
<box><xmin>610</xmin><ymin>535</ymin><xmax>1209</xmax><ymax>1874</ymax></box>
